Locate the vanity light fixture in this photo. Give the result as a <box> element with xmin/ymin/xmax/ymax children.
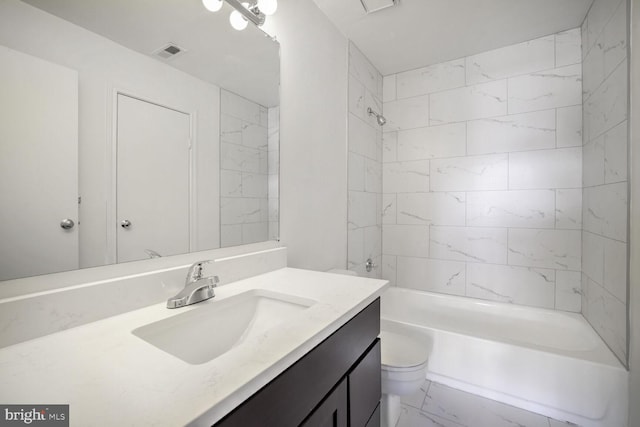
<box><xmin>202</xmin><ymin>0</ymin><xmax>278</xmax><ymax>31</ymax></box>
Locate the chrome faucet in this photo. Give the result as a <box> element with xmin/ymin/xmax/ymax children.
<box><xmin>166</xmin><ymin>261</ymin><xmax>219</xmax><ymax>309</ymax></box>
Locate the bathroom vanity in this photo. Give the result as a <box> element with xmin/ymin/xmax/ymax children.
<box><xmin>0</xmin><ymin>247</ymin><xmax>388</xmax><ymax>426</ymax></box>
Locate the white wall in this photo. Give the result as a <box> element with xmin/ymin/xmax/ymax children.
<box><xmin>381</xmin><ymin>30</ymin><xmax>584</xmax><ymax>312</ymax></box>
<box><xmin>0</xmin><ymin>0</ymin><xmax>221</xmax><ymax>269</ymax></box>
<box><xmin>262</xmin><ymin>0</ymin><xmax>349</xmax><ymax>271</ymax></box>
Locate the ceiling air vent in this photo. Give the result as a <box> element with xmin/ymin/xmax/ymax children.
<box><xmin>153</xmin><ymin>43</ymin><xmax>186</xmax><ymax>60</ymax></box>
<box><xmin>360</xmin><ymin>0</ymin><xmax>396</xmax><ymax>14</ymax></box>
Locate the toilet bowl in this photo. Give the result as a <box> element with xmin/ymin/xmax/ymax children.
<box><xmin>380</xmin><ymin>330</ymin><xmax>429</xmax><ymax>427</ymax></box>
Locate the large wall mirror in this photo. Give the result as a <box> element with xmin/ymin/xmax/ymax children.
<box><xmin>0</xmin><ymin>0</ymin><xmax>279</xmax><ymax>281</ymax></box>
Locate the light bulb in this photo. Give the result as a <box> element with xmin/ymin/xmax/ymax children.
<box><xmin>257</xmin><ymin>0</ymin><xmax>277</xmax><ymax>15</ymax></box>
<box><xmin>202</xmin><ymin>0</ymin><xmax>223</xmax><ymax>12</ymax></box>
<box><xmin>229</xmin><ymin>9</ymin><xmax>248</xmax><ymax>30</ymax></box>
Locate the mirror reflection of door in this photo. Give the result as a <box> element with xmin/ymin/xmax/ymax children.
<box><xmin>116</xmin><ymin>94</ymin><xmax>190</xmax><ymax>263</ymax></box>
<box><xmin>0</xmin><ymin>46</ymin><xmax>79</xmax><ymax>281</ymax></box>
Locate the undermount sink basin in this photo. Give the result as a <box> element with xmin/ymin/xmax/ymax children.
<box><xmin>132</xmin><ymin>289</ymin><xmax>316</xmax><ymax>365</ymax></box>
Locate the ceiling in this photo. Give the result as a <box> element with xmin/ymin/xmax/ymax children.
<box><xmin>21</xmin><ymin>0</ymin><xmax>280</xmax><ymax>106</ymax></box>
<box><xmin>312</xmin><ymin>0</ymin><xmax>593</xmax><ymax>76</ymax></box>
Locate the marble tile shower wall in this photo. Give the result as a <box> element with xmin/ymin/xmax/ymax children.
<box><xmin>268</xmin><ymin>106</ymin><xmax>280</xmax><ymax>241</ymax></box>
<box><xmin>220</xmin><ymin>89</ymin><xmax>270</xmax><ymax>246</ymax></box>
<box><xmin>581</xmin><ymin>0</ymin><xmax>628</xmax><ymax>363</ymax></box>
<box><xmin>381</xmin><ymin>29</ymin><xmax>584</xmax><ymax>312</ymax></box>
<box><xmin>348</xmin><ymin>42</ymin><xmax>383</xmax><ymax>278</ymax></box>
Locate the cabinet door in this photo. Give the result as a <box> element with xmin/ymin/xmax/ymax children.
<box><xmin>301</xmin><ymin>379</ymin><xmax>348</xmax><ymax>427</ymax></box>
<box><xmin>349</xmin><ymin>339</ymin><xmax>381</xmax><ymax>427</ymax></box>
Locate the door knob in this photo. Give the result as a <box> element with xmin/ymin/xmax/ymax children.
<box><xmin>60</xmin><ymin>219</ymin><xmax>75</xmax><ymax>230</ymax></box>
<box><xmin>121</xmin><ymin>219</ymin><xmax>132</xmax><ymax>229</ymax></box>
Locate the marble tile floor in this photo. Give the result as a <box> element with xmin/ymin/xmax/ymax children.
<box><xmin>396</xmin><ymin>380</ymin><xmax>580</xmax><ymax>427</ymax></box>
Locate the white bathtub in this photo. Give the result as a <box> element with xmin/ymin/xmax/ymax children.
<box><xmin>380</xmin><ymin>287</ymin><xmax>629</xmax><ymax>427</ymax></box>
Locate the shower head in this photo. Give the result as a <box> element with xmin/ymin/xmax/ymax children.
<box><xmin>367</xmin><ymin>107</ymin><xmax>386</xmax><ymax>126</ymax></box>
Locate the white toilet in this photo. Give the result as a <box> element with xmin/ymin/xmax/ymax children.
<box><xmin>326</xmin><ymin>269</ymin><xmax>429</xmax><ymax>427</ymax></box>
<box><xmin>379</xmin><ymin>330</ymin><xmax>429</xmax><ymax>427</ymax></box>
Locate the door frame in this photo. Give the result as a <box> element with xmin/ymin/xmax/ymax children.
<box><xmin>106</xmin><ymin>87</ymin><xmax>197</xmax><ymax>264</ymax></box>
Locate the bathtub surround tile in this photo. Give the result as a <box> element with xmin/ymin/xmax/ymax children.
<box><xmin>220</xmin><ymin>224</ymin><xmax>242</xmax><ymax>247</ymax></box>
<box><xmin>508</xmin><ymin>229</ymin><xmax>581</xmax><ymax>270</ymax></box>
<box><xmin>586</xmin><ymin>0</ymin><xmax>624</xmax><ymax>54</ymax></box>
<box><xmin>220</xmin><ymin>197</ymin><xmax>261</xmax><ymax>225</ymax></box>
<box><xmin>556</xmin><ymin>189</ymin><xmax>582</xmax><ymax>230</ymax></box>
<box><xmin>220</xmin><ymin>170</ymin><xmax>243</xmax><ymax>197</ymax></box>
<box><xmin>397</xmin><ymin>192</ymin><xmax>466</xmax><ymax>226</ymax></box>
<box><xmin>555</xmin><ymin>28</ymin><xmax>582</xmax><ymax>67</ymax></box>
<box><xmin>241</xmin><ymin>173</ymin><xmax>268</xmax><ymax>198</ymax></box>
<box><xmin>465</xmin><ymin>35</ymin><xmax>555</xmax><ymax>85</ymax></box>
<box><xmin>604</xmin><ymin>120</ymin><xmax>628</xmax><ymax>183</ymax></box>
<box><xmin>383</xmin><ymin>160</ymin><xmax>430</xmax><ymax>193</ymax></box>
<box><xmin>348</xmin><ymin>152</ymin><xmax>365</xmax><ymax>191</ymax></box>
<box><xmin>585</xmin><ymin>276</ymin><xmax>627</xmax><ymax>362</ymax></box>
<box><xmin>348</xmin><ymin>74</ymin><xmax>366</xmax><ymax>119</ymax></box>
<box><xmin>349</xmin><ymin>113</ymin><xmax>380</xmax><ymax>161</ymax></box>
<box><xmin>221</xmin><ymin>89</ymin><xmax>262</xmax><ymax>124</ymax></box>
<box><xmin>582</xmin><ymin>231</ymin><xmax>605</xmax><ymax>285</ymax></box>
<box><xmin>221</xmin><ymin>142</ymin><xmax>262</xmax><ymax>174</ymax></box>
<box><xmin>242</xmin><ymin>122</ymin><xmax>268</xmax><ymax>150</ymax></box>
<box><xmin>220</xmin><ymin>114</ymin><xmax>242</xmax><ymax>145</ymax></box>
<box><xmin>384</xmin><ymin>94</ymin><xmax>431</xmax><ymax>130</ymax></box>
<box><xmin>466</xmin><ymin>263</ymin><xmax>555</xmax><ymax>308</ymax></box>
<box><xmin>430</xmin><ymin>154</ymin><xmax>508</xmax><ymax>192</ymax></box>
<box><xmin>585</xmin><ymin>60</ymin><xmax>628</xmax><ymax>139</ymax></box>
<box><xmin>508</xmin><ymin>147</ymin><xmax>582</xmax><ymax>190</ymax></box>
<box><xmin>582</xmin><ymin>37</ymin><xmax>605</xmax><ymax>101</ymax></box>
<box><xmin>604</xmin><ymin>238</ymin><xmax>627</xmax><ymax>303</ymax></box>
<box><xmin>242</xmin><ymin>222</ymin><xmax>268</xmax><ymax>244</ymax></box>
<box><xmin>396</xmin><ymin>59</ymin><xmax>465</xmax><ymax>99</ymax></box>
<box><xmin>382</xmin><ymin>194</ymin><xmax>397</xmax><ymax>225</ymax></box>
<box><xmin>582</xmin><ymin>137</ymin><xmax>606</xmax><ymax>187</ymax></box>
<box><xmin>582</xmin><ymin>182</ymin><xmax>628</xmax><ymax>241</ymax></box>
<box><xmin>603</xmin><ymin>0</ymin><xmax>627</xmax><ymax>77</ymax></box>
<box><xmin>383</xmin><ymin>74</ymin><xmax>396</xmax><ymax>102</ymax></box>
<box><xmin>364</xmin><ymin>90</ymin><xmax>384</xmax><ymax>129</ymax></box>
<box><xmin>397</xmin><ymin>257</ymin><xmax>466</xmax><ymax>296</ymax></box>
<box><xmin>397</xmin><ymin>123</ymin><xmax>466</xmax><ymax>161</ymax></box>
<box><xmin>429</xmin><ymin>80</ymin><xmax>507</xmax><ymax>124</ymax></box>
<box><xmin>466</xmin><ymin>190</ymin><xmax>555</xmax><ymax>229</ymax></box>
<box><xmin>507</xmin><ymin>64</ymin><xmax>582</xmax><ymax>114</ymax></box>
<box><xmin>348</xmin><ymin>191</ymin><xmax>378</xmax><ymax>229</ymax></box>
<box><xmin>347</xmin><ymin>228</ymin><xmax>364</xmax><ymax>269</ymax></box>
<box><xmin>383</xmin><ymin>131</ymin><xmax>398</xmax><ymax>163</ymax></box>
<box><xmin>365</xmin><ymin>158</ymin><xmax>382</xmax><ymax>193</ymax></box>
<box><xmin>382</xmin><ymin>255</ymin><xmax>397</xmax><ymax>286</ymax></box>
<box><xmin>466</xmin><ymin>110</ymin><xmax>556</xmax><ymax>155</ymax></box>
<box><xmin>383</xmin><ymin>225</ymin><xmax>429</xmax><ymax>257</ymax></box>
<box><xmin>555</xmin><ymin>270</ymin><xmax>582</xmax><ymax>312</ymax></box>
<box><xmin>430</xmin><ymin>226</ymin><xmax>507</xmax><ymax>264</ymax></box>
<box><xmin>364</xmin><ymin>225</ymin><xmax>382</xmax><ymax>260</ymax></box>
<box><xmin>556</xmin><ymin>105</ymin><xmax>583</xmax><ymax>148</ymax></box>
<box><xmin>349</xmin><ymin>42</ymin><xmax>381</xmax><ymax>98</ymax></box>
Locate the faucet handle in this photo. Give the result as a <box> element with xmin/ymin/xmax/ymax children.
<box><xmin>186</xmin><ymin>260</ymin><xmax>213</xmax><ymax>284</ymax></box>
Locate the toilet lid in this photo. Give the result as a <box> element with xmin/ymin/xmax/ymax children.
<box><xmin>380</xmin><ymin>331</ymin><xmax>428</xmax><ymax>369</ymax></box>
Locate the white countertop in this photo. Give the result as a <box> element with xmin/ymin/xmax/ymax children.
<box><xmin>0</xmin><ymin>268</ymin><xmax>388</xmax><ymax>426</ymax></box>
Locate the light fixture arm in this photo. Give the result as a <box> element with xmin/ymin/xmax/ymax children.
<box><xmin>224</xmin><ymin>0</ymin><xmax>265</xmax><ymax>26</ymax></box>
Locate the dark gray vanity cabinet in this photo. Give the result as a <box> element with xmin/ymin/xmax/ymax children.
<box><xmin>215</xmin><ymin>298</ymin><xmax>381</xmax><ymax>427</ymax></box>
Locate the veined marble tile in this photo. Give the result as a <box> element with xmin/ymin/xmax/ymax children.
<box><xmin>348</xmin><ymin>152</ymin><xmax>365</xmax><ymax>191</ymax></box>
<box><xmin>221</xmin><ymin>89</ymin><xmax>262</xmax><ymax>125</ymax></box>
<box><xmin>349</xmin><ymin>74</ymin><xmax>366</xmax><ymax>120</ymax></box>
<box><xmin>383</xmin><ymin>131</ymin><xmax>398</xmax><ymax>163</ymax></box>
<box><xmin>466</xmin><ymin>35</ymin><xmax>555</xmax><ymax>85</ymax></box>
<box><xmin>349</xmin><ymin>42</ymin><xmax>381</xmax><ymax>98</ymax></box>
<box><xmin>364</xmin><ymin>89</ymin><xmax>383</xmax><ymax>129</ymax></box>
<box><xmin>401</xmin><ymin>379</ymin><xmax>430</xmax><ymax>410</ymax></box>
<box><xmin>349</xmin><ymin>113</ymin><xmax>379</xmax><ymax>161</ymax></box>
<box><xmin>221</xmin><ymin>142</ymin><xmax>262</xmax><ymax>173</ymax></box>
<box><xmin>220</xmin><ymin>114</ymin><xmax>242</xmax><ymax>145</ymax></box>
<box><xmin>383</xmin><ymin>74</ymin><xmax>397</xmax><ymax>102</ymax></box>
<box><xmin>556</xmin><ymin>28</ymin><xmax>582</xmax><ymax>67</ymax></box>
<box><xmin>397</xmin><ymin>123</ymin><xmax>466</xmax><ymax>160</ymax></box>
<box><xmin>396</xmin><ymin>58</ymin><xmax>465</xmax><ymax>99</ymax></box>
<box><xmin>348</xmin><ymin>191</ymin><xmax>378</xmax><ymax>229</ymax></box>
<box><xmin>383</xmin><ymin>160</ymin><xmax>430</xmax><ymax>193</ymax></box>
<box><xmin>242</xmin><ymin>222</ymin><xmax>268</xmax><ymax>244</ymax></box>
<box><xmin>421</xmin><ymin>381</ymin><xmax>551</xmax><ymax>427</ymax></box>
<box><xmin>556</xmin><ymin>105</ymin><xmax>583</xmax><ymax>148</ymax></box>
<box><xmin>220</xmin><ymin>197</ymin><xmax>261</xmax><ymax>225</ymax></box>
<box><xmin>364</xmin><ymin>225</ymin><xmax>382</xmax><ymax>260</ymax></box>
<box><xmin>382</xmin><ymin>255</ymin><xmax>397</xmax><ymax>286</ymax></box>
<box><xmin>508</xmin><ymin>228</ymin><xmax>581</xmax><ymax>270</ymax></box>
<box><xmin>604</xmin><ymin>237</ymin><xmax>627</xmax><ymax>303</ymax></box>
<box><xmin>397</xmin><ymin>192</ymin><xmax>466</xmax><ymax>226</ymax></box>
<box><xmin>583</xmin><ymin>181</ymin><xmax>628</xmax><ymax>241</ymax></box>
<box><xmin>585</xmin><ymin>60</ymin><xmax>628</xmax><ymax>139</ymax></box>
<box><xmin>268</xmin><ymin>197</ymin><xmax>278</xmax><ymax>222</ymax></box>
<box><xmin>348</xmin><ymin>227</ymin><xmax>365</xmax><ymax>268</ymax></box>
<box><xmin>508</xmin><ymin>147</ymin><xmax>581</xmax><ymax>190</ymax></box>
<box><xmin>586</xmin><ymin>0</ymin><xmax>624</xmax><ymax>54</ymax></box>
<box><xmin>466</xmin><ymin>190</ymin><xmax>555</xmax><ymax>229</ymax></box>
<box><xmin>585</xmin><ymin>277</ymin><xmax>627</xmax><ymax>362</ymax></box>
<box><xmin>220</xmin><ymin>169</ymin><xmax>242</xmax><ymax>197</ymax></box>
<box><xmin>603</xmin><ymin>0</ymin><xmax>627</xmax><ymax>77</ymax></box>
<box><xmin>382</xmin><ymin>193</ymin><xmax>397</xmax><ymax>225</ymax></box>
<box><xmin>431</xmin><ymin>154</ymin><xmax>508</xmax><ymax>192</ymax></box>
<box><xmin>383</xmin><ymin>224</ymin><xmax>429</xmax><ymax>257</ymax></box>
<box><xmin>397</xmin><ymin>257</ymin><xmax>466</xmax><ymax>296</ymax></box>
<box><xmin>582</xmin><ymin>230</ymin><xmax>605</xmax><ymax>284</ymax></box>
<box><xmin>430</xmin><ymin>80</ymin><xmax>507</xmax><ymax>124</ymax></box>
<box><xmin>582</xmin><ymin>36</ymin><xmax>605</xmax><ymax>101</ymax></box>
<box><xmin>241</xmin><ymin>173</ymin><xmax>268</xmax><ymax>198</ymax></box>
<box><xmin>466</xmin><ymin>263</ymin><xmax>555</xmax><ymax>308</ymax></box>
<box><xmin>259</xmin><ymin>198</ymin><xmax>269</xmax><ymax>222</ymax></box>
<box><xmin>556</xmin><ymin>189</ymin><xmax>582</xmax><ymax>230</ymax></box>
<box><xmin>583</xmin><ymin>137</ymin><xmax>605</xmax><ymax>187</ymax></box>
<box><xmin>242</xmin><ymin>122</ymin><xmax>268</xmax><ymax>150</ymax></box>
<box><xmin>556</xmin><ymin>270</ymin><xmax>582</xmax><ymax>312</ymax></box>
<box><xmin>364</xmin><ymin>158</ymin><xmax>382</xmax><ymax>193</ymax></box>
<box><xmin>466</xmin><ymin>110</ymin><xmax>556</xmax><ymax>155</ymax></box>
<box><xmin>604</xmin><ymin>120</ymin><xmax>628</xmax><ymax>184</ymax></box>
<box><xmin>507</xmin><ymin>64</ymin><xmax>582</xmax><ymax>114</ymax></box>
<box><xmin>268</xmin><ymin>174</ymin><xmax>279</xmax><ymax>199</ymax></box>
<box><xmin>220</xmin><ymin>224</ymin><xmax>242</xmax><ymax>247</ymax></box>
<box><xmin>430</xmin><ymin>226</ymin><xmax>507</xmax><ymax>264</ymax></box>
<box><xmin>582</xmin><ymin>19</ymin><xmax>590</xmax><ymax>61</ymax></box>
<box><xmin>384</xmin><ymin>94</ymin><xmax>430</xmax><ymax>130</ymax></box>
<box><xmin>396</xmin><ymin>405</ymin><xmax>464</xmax><ymax>427</ymax></box>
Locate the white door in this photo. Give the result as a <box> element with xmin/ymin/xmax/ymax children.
<box><xmin>0</xmin><ymin>46</ymin><xmax>79</xmax><ymax>281</ymax></box>
<box><xmin>116</xmin><ymin>94</ymin><xmax>191</xmax><ymax>263</ymax></box>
